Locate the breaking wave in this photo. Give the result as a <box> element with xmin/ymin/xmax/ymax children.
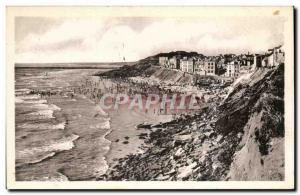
<box><xmin>28</xmin><ymin>110</ymin><xmax>55</xmax><ymax>119</ymax></box>
<box><xmin>15</xmin><ymin>97</ymin><xmax>24</xmax><ymax>103</ymax></box>
<box><xmin>89</xmin><ymin>120</ymin><xmax>111</xmax><ymax>130</ymax></box>
<box><xmin>16</xmin><ymin>94</ymin><xmax>40</xmax><ymax>100</ymax></box>
<box><xmin>15</xmin><ymin>88</ymin><xmax>31</xmax><ymax>95</ymax></box>
<box><xmin>17</xmin><ymin>122</ymin><xmax>66</xmax><ymax>130</ymax></box>
<box><xmin>20</xmin><ymin>99</ymin><xmax>48</xmax><ymax>104</ymax></box>
<box><xmin>16</xmin><ymin>134</ymin><xmax>80</xmax><ymax>167</ymax></box>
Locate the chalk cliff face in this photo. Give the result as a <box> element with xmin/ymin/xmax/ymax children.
<box><xmin>104</xmin><ymin>64</ymin><xmax>284</xmax><ymax>181</ymax></box>
<box><xmin>225</xmin><ymin>64</ymin><xmax>284</xmax><ymax>180</ymax></box>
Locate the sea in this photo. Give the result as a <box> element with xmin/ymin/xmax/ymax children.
<box><xmin>15</xmin><ymin>68</ymin><xmax>112</xmax><ymax>181</ymax></box>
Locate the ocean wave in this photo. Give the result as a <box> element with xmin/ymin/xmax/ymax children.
<box><xmin>31</xmin><ymin>104</ymin><xmax>49</xmax><ymax>110</ymax></box>
<box><xmin>19</xmin><ymin>103</ymin><xmax>61</xmax><ymax>111</ymax></box>
<box><xmin>89</xmin><ymin>120</ymin><xmax>110</xmax><ymax>130</ymax></box>
<box><xmin>71</xmin><ymin>114</ymin><xmax>82</xmax><ymax>120</ymax></box>
<box><xmin>17</xmin><ymin>122</ymin><xmax>66</xmax><ymax>130</ymax></box>
<box><xmin>95</xmin><ymin>105</ymin><xmax>108</xmax><ymax>116</ymax></box>
<box><xmin>16</xmin><ymin>134</ymin><xmax>79</xmax><ymax>167</ymax></box>
<box><xmin>31</xmin><ymin>171</ymin><xmax>69</xmax><ymax>182</ymax></box>
<box><xmin>53</xmin><ymin>122</ymin><xmax>66</xmax><ymax>130</ymax></box>
<box><xmin>93</xmin><ymin>156</ymin><xmax>110</xmax><ymax>177</ymax></box>
<box><xmin>44</xmin><ymin>172</ymin><xmax>69</xmax><ymax>182</ymax></box>
<box><xmin>16</xmin><ymin>94</ymin><xmax>40</xmax><ymax>99</ymax></box>
<box><xmin>15</xmin><ymin>88</ymin><xmax>31</xmax><ymax>95</ymax></box>
<box><xmin>98</xmin><ymin>127</ymin><xmax>113</xmax><ymax>177</ymax></box>
<box><xmin>15</xmin><ymin>97</ymin><xmax>47</xmax><ymax>105</ymax></box>
<box><xmin>48</xmin><ymin>104</ymin><xmax>61</xmax><ymax>111</ymax></box>
<box><xmin>15</xmin><ymin>97</ymin><xmax>24</xmax><ymax>103</ymax></box>
<box><xmin>29</xmin><ymin>152</ymin><xmax>56</xmax><ymax>164</ymax></box>
<box><xmin>21</xmin><ymin>99</ymin><xmax>48</xmax><ymax>104</ymax></box>
<box><xmin>28</xmin><ymin>110</ymin><xmax>54</xmax><ymax>119</ymax></box>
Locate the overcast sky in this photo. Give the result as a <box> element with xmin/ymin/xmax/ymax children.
<box><xmin>15</xmin><ymin>16</ymin><xmax>285</xmax><ymax>63</ymax></box>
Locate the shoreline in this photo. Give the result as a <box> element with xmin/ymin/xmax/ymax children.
<box><xmin>15</xmin><ymin>68</ymin><xmax>223</xmax><ymax>181</ymax></box>
<box><xmin>102</xmin><ymin>65</ymin><xmax>285</xmax><ymax>181</ymax></box>
<box><xmin>78</xmin><ymin>74</ymin><xmax>218</xmax><ymax>180</ymax></box>
<box><xmin>101</xmin><ymin>104</ymin><xmax>174</xmax><ymax>180</ymax></box>
<box><xmin>74</xmin><ymin>80</ymin><xmax>174</xmax><ymax>180</ymax></box>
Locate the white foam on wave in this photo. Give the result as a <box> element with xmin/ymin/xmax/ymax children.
<box><xmin>15</xmin><ymin>88</ymin><xmax>31</xmax><ymax>92</ymax></box>
<box><xmin>41</xmin><ymin>172</ymin><xmax>69</xmax><ymax>182</ymax></box>
<box><xmin>16</xmin><ymin>134</ymin><xmax>79</xmax><ymax>166</ymax></box>
<box><xmin>95</xmin><ymin>105</ymin><xmax>108</xmax><ymax>116</ymax></box>
<box><xmin>28</xmin><ymin>103</ymin><xmax>49</xmax><ymax>109</ymax></box>
<box><xmin>28</xmin><ymin>110</ymin><xmax>54</xmax><ymax>119</ymax></box>
<box><xmin>48</xmin><ymin>104</ymin><xmax>61</xmax><ymax>111</ymax></box>
<box><xmin>52</xmin><ymin>122</ymin><xmax>66</xmax><ymax>130</ymax></box>
<box><xmin>22</xmin><ymin>99</ymin><xmax>48</xmax><ymax>104</ymax></box>
<box><xmin>18</xmin><ymin>122</ymin><xmax>66</xmax><ymax>130</ymax></box>
<box><xmin>15</xmin><ymin>88</ymin><xmax>31</xmax><ymax>93</ymax></box>
<box><xmin>29</xmin><ymin>152</ymin><xmax>56</xmax><ymax>164</ymax></box>
<box><xmin>16</xmin><ymin>94</ymin><xmax>40</xmax><ymax>100</ymax></box>
<box><xmin>89</xmin><ymin>120</ymin><xmax>110</xmax><ymax>130</ymax></box>
<box><xmin>15</xmin><ymin>97</ymin><xmax>24</xmax><ymax>103</ymax></box>
<box><xmin>15</xmin><ymin>96</ymin><xmax>47</xmax><ymax>105</ymax></box>
<box><xmin>21</xmin><ymin>103</ymin><xmax>61</xmax><ymax>112</ymax></box>
<box><xmin>97</xmin><ymin>126</ymin><xmax>113</xmax><ymax>177</ymax></box>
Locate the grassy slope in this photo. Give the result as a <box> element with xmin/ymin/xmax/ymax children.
<box><xmin>94</xmin><ymin>57</ymin><xmax>159</xmax><ymax>78</ymax></box>
<box><xmin>95</xmin><ymin>51</ymin><xmax>204</xmax><ymax>79</ymax></box>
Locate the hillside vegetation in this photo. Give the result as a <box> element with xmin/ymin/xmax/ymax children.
<box><xmin>95</xmin><ymin>51</ymin><xmax>203</xmax><ymax>78</ymax></box>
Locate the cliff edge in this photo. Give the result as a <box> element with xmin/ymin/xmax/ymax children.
<box><xmin>104</xmin><ymin>64</ymin><xmax>284</xmax><ymax>181</ymax></box>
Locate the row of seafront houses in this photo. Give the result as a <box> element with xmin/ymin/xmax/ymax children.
<box><xmin>158</xmin><ymin>45</ymin><xmax>285</xmax><ymax>80</ymax></box>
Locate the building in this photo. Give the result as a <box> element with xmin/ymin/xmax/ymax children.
<box><xmin>180</xmin><ymin>57</ymin><xmax>195</xmax><ymax>73</ymax></box>
<box><xmin>254</xmin><ymin>45</ymin><xmax>285</xmax><ymax>69</ymax></box>
<box><xmin>158</xmin><ymin>56</ymin><xmax>169</xmax><ymax>67</ymax></box>
<box><xmin>273</xmin><ymin>45</ymin><xmax>285</xmax><ymax>66</ymax></box>
<box><xmin>240</xmin><ymin>53</ymin><xmax>254</xmax><ymax>66</ymax></box>
<box><xmin>194</xmin><ymin>64</ymin><xmax>206</xmax><ymax>75</ymax></box>
<box><xmin>245</xmin><ymin>54</ymin><xmax>255</xmax><ymax>66</ymax></box>
<box><xmin>253</xmin><ymin>54</ymin><xmax>264</xmax><ymax>69</ymax></box>
<box><xmin>224</xmin><ymin>54</ymin><xmax>236</xmax><ymax>63</ymax></box>
<box><xmin>226</xmin><ymin>61</ymin><xmax>240</xmax><ymax>78</ymax></box>
<box><xmin>169</xmin><ymin>56</ymin><xmax>180</xmax><ymax>69</ymax></box>
<box><xmin>261</xmin><ymin>53</ymin><xmax>274</xmax><ymax>67</ymax></box>
<box><xmin>203</xmin><ymin>60</ymin><xmax>216</xmax><ymax>75</ymax></box>
<box><xmin>194</xmin><ymin>59</ymin><xmax>204</xmax><ymax>74</ymax></box>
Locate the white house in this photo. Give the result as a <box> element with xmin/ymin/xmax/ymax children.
<box><xmin>226</xmin><ymin>61</ymin><xmax>240</xmax><ymax>78</ymax></box>
<box><xmin>180</xmin><ymin>57</ymin><xmax>194</xmax><ymax>73</ymax></box>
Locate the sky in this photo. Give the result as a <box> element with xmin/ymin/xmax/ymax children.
<box><xmin>15</xmin><ymin>16</ymin><xmax>285</xmax><ymax>63</ymax></box>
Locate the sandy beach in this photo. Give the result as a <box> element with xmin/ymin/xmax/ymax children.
<box><xmin>77</xmin><ymin>76</ymin><xmax>175</xmax><ymax>175</ymax></box>
<box><xmin>104</xmin><ymin>104</ymin><xmax>173</xmax><ymax>167</ymax></box>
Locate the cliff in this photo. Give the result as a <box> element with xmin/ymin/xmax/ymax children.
<box><xmin>104</xmin><ymin>64</ymin><xmax>284</xmax><ymax>181</ymax></box>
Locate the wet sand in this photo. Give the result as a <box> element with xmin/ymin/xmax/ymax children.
<box><xmin>104</xmin><ymin>104</ymin><xmax>173</xmax><ymax>168</ymax></box>
<box><xmin>79</xmin><ymin>76</ymin><xmax>175</xmax><ymax>169</ymax></box>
